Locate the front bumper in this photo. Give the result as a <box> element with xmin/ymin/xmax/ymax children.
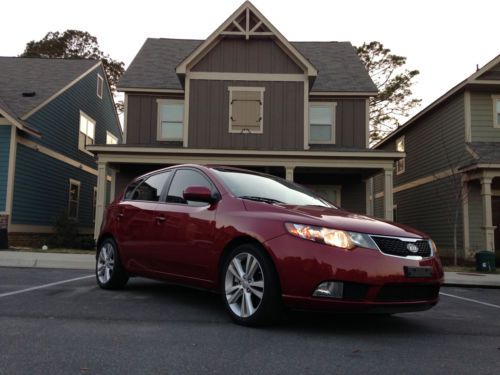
<box><xmin>264</xmin><ymin>234</ymin><xmax>444</xmax><ymax>312</ymax></box>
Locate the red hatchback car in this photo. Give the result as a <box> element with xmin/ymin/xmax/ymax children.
<box><xmin>96</xmin><ymin>165</ymin><xmax>444</xmax><ymax>325</ymax></box>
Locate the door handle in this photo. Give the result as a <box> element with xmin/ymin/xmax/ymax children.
<box><xmin>155</xmin><ymin>216</ymin><xmax>166</xmax><ymax>223</ymax></box>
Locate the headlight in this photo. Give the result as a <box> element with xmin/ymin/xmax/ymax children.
<box><xmin>284</xmin><ymin>223</ymin><xmax>378</xmax><ymax>251</ymax></box>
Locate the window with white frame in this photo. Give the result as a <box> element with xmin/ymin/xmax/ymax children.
<box><xmin>493</xmin><ymin>96</ymin><xmax>500</xmax><ymax>128</ymax></box>
<box><xmin>228</xmin><ymin>87</ymin><xmax>264</xmax><ymax>134</ymax></box>
<box><xmin>79</xmin><ymin>112</ymin><xmax>95</xmax><ymax>152</ymax></box>
<box><xmin>309</xmin><ymin>102</ymin><xmax>336</xmax><ymax>143</ymax></box>
<box><xmin>106</xmin><ymin>131</ymin><xmax>118</xmax><ymax>144</ymax></box>
<box><xmin>396</xmin><ymin>136</ymin><xmax>405</xmax><ymax>175</ymax></box>
<box><xmin>157</xmin><ymin>99</ymin><xmax>184</xmax><ymax>141</ymax></box>
<box><xmin>68</xmin><ymin>179</ymin><xmax>80</xmax><ymax>220</ymax></box>
<box><xmin>97</xmin><ymin>74</ymin><xmax>104</xmax><ymax>99</ymax></box>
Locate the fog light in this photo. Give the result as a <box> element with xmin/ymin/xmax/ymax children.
<box><xmin>313</xmin><ymin>281</ymin><xmax>343</xmax><ymax>298</ymax></box>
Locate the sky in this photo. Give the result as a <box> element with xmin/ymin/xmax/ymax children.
<box><xmin>1</xmin><ymin>0</ymin><xmax>499</xmax><ymax>120</ymax></box>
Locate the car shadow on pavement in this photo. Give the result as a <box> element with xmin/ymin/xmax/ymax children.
<box><xmin>122</xmin><ymin>278</ymin><xmax>434</xmax><ymax>335</ymax></box>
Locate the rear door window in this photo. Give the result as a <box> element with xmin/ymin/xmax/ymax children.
<box><xmin>126</xmin><ymin>171</ymin><xmax>171</xmax><ymax>202</ymax></box>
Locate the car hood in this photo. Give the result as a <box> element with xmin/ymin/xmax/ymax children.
<box><xmin>243</xmin><ymin>201</ymin><xmax>427</xmax><ymax>239</ymax></box>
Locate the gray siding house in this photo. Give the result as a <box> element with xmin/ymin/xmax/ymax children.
<box><xmin>373</xmin><ymin>54</ymin><xmax>500</xmax><ymax>263</ymax></box>
<box><xmin>89</xmin><ymin>1</ymin><xmax>402</xmax><ymax>236</ymax></box>
<box><xmin>0</xmin><ymin>57</ymin><xmax>122</xmax><ymax>246</ymax></box>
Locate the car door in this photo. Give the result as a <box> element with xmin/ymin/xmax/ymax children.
<box><xmin>115</xmin><ymin>171</ymin><xmax>172</xmax><ymax>272</ymax></box>
<box><xmin>152</xmin><ymin>168</ymin><xmax>218</xmax><ymax>281</ymax></box>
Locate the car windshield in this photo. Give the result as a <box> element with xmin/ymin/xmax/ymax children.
<box><xmin>213</xmin><ymin>169</ymin><xmax>335</xmax><ymax>208</ymax></box>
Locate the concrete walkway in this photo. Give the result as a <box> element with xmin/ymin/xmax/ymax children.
<box><xmin>0</xmin><ymin>250</ymin><xmax>499</xmax><ymax>288</ymax></box>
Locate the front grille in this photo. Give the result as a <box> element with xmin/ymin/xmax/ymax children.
<box><xmin>376</xmin><ymin>283</ymin><xmax>440</xmax><ymax>302</ymax></box>
<box><xmin>342</xmin><ymin>282</ymin><xmax>370</xmax><ymax>301</ymax></box>
<box><xmin>371</xmin><ymin>236</ymin><xmax>431</xmax><ymax>257</ymax></box>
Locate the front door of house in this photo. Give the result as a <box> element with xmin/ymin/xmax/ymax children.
<box><xmin>305</xmin><ymin>185</ymin><xmax>341</xmax><ymax>207</ymax></box>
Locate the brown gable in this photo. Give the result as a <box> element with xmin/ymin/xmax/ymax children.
<box><xmin>192</xmin><ymin>38</ymin><xmax>304</xmax><ymax>74</ymax></box>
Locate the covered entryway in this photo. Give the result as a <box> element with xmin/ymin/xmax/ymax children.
<box><xmin>88</xmin><ymin>145</ymin><xmax>402</xmax><ymax>238</ymax></box>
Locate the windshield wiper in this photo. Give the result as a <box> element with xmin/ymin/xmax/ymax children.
<box><xmin>239</xmin><ymin>196</ymin><xmax>285</xmax><ymax>204</ymax></box>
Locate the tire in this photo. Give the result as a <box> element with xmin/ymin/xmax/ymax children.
<box><xmin>221</xmin><ymin>243</ymin><xmax>282</xmax><ymax>326</ymax></box>
<box><xmin>96</xmin><ymin>237</ymin><xmax>129</xmax><ymax>289</ymax></box>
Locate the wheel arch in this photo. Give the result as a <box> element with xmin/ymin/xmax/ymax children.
<box><xmin>217</xmin><ymin>235</ymin><xmax>282</xmax><ymax>293</ymax></box>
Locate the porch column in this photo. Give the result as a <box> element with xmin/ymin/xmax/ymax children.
<box><xmin>365</xmin><ymin>178</ymin><xmax>374</xmax><ymax>216</ymax></box>
<box><xmin>94</xmin><ymin>161</ymin><xmax>108</xmax><ymax>240</ymax></box>
<box><xmin>383</xmin><ymin>168</ymin><xmax>394</xmax><ymax>221</ymax></box>
<box><xmin>109</xmin><ymin>168</ymin><xmax>117</xmax><ymax>202</ymax></box>
<box><xmin>480</xmin><ymin>176</ymin><xmax>495</xmax><ymax>251</ymax></box>
<box><xmin>285</xmin><ymin>166</ymin><xmax>295</xmax><ymax>182</ymax></box>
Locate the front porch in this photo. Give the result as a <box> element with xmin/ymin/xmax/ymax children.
<box><xmin>462</xmin><ymin>165</ymin><xmax>500</xmax><ymax>257</ymax></box>
<box><xmin>88</xmin><ymin>145</ymin><xmax>403</xmax><ymax>238</ymax></box>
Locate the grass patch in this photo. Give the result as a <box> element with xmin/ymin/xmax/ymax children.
<box><xmin>9</xmin><ymin>247</ymin><xmax>95</xmax><ymax>255</ymax></box>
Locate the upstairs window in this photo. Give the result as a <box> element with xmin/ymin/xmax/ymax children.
<box><xmin>79</xmin><ymin>111</ymin><xmax>95</xmax><ymax>153</ymax></box>
<box><xmin>97</xmin><ymin>74</ymin><xmax>104</xmax><ymax>99</ymax></box>
<box><xmin>493</xmin><ymin>96</ymin><xmax>500</xmax><ymax>128</ymax></box>
<box><xmin>157</xmin><ymin>99</ymin><xmax>184</xmax><ymax>141</ymax></box>
<box><xmin>309</xmin><ymin>103</ymin><xmax>336</xmax><ymax>143</ymax></box>
<box><xmin>396</xmin><ymin>136</ymin><xmax>405</xmax><ymax>175</ymax></box>
<box><xmin>106</xmin><ymin>131</ymin><xmax>118</xmax><ymax>145</ymax></box>
<box><xmin>228</xmin><ymin>87</ymin><xmax>264</xmax><ymax>134</ymax></box>
<box><xmin>68</xmin><ymin>179</ymin><xmax>80</xmax><ymax>220</ymax></box>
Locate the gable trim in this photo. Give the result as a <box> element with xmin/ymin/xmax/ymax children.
<box><xmin>21</xmin><ymin>61</ymin><xmax>101</xmax><ymax>120</ymax></box>
<box><xmin>175</xmin><ymin>1</ymin><xmax>317</xmax><ymax>77</ymax></box>
<box><xmin>467</xmin><ymin>54</ymin><xmax>500</xmax><ymax>82</ymax></box>
<box><xmin>310</xmin><ymin>91</ymin><xmax>378</xmax><ymax>97</ymax></box>
<box><xmin>190</xmin><ymin>72</ymin><xmax>307</xmax><ymax>81</ymax></box>
<box><xmin>0</xmin><ymin>107</ymin><xmax>41</xmax><ymax>138</ymax></box>
<box><xmin>118</xmin><ymin>88</ymin><xmax>185</xmax><ymax>94</ymax></box>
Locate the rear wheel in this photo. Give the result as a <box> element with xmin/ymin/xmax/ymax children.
<box><xmin>96</xmin><ymin>238</ymin><xmax>129</xmax><ymax>289</ymax></box>
<box><xmin>221</xmin><ymin>243</ymin><xmax>281</xmax><ymax>326</ymax></box>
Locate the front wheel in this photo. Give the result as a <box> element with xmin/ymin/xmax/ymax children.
<box><xmin>221</xmin><ymin>243</ymin><xmax>282</xmax><ymax>326</ymax></box>
<box><xmin>96</xmin><ymin>238</ymin><xmax>129</xmax><ymax>289</ymax></box>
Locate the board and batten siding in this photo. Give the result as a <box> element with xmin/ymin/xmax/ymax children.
<box><xmin>126</xmin><ymin>93</ymin><xmax>183</xmax><ymax>146</ymax></box>
<box><xmin>189</xmin><ymin>80</ymin><xmax>304</xmax><ymax>150</ymax></box>
<box><xmin>310</xmin><ymin>97</ymin><xmax>367</xmax><ymax>149</ymax></box>
<box><xmin>0</xmin><ymin>125</ymin><xmax>11</xmax><ymax>211</ymax></box>
<box><xmin>470</xmin><ymin>91</ymin><xmax>500</xmax><ymax>142</ymax></box>
<box><xmin>12</xmin><ymin>144</ymin><xmax>98</xmax><ymax>228</ymax></box>
<box><xmin>24</xmin><ymin>65</ymin><xmax>122</xmax><ymax>169</ymax></box>
<box><xmin>192</xmin><ymin>39</ymin><xmax>303</xmax><ymax>74</ymax></box>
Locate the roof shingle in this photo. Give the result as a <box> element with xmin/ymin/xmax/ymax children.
<box><xmin>0</xmin><ymin>57</ymin><xmax>99</xmax><ymax>118</ymax></box>
<box><xmin>117</xmin><ymin>38</ymin><xmax>376</xmax><ymax>93</ymax></box>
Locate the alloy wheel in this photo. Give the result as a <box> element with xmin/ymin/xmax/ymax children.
<box><xmin>224</xmin><ymin>252</ymin><xmax>265</xmax><ymax>318</ymax></box>
<box><xmin>97</xmin><ymin>242</ymin><xmax>115</xmax><ymax>284</ymax></box>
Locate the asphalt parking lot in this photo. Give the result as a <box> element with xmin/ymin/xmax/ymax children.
<box><xmin>0</xmin><ymin>267</ymin><xmax>499</xmax><ymax>375</ymax></box>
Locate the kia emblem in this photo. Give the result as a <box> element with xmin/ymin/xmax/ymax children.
<box><xmin>406</xmin><ymin>243</ymin><xmax>419</xmax><ymax>253</ymax></box>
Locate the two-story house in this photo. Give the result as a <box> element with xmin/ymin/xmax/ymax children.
<box><xmin>373</xmin><ymin>54</ymin><xmax>500</xmax><ymax>264</ymax></box>
<box><xmin>89</xmin><ymin>1</ymin><xmax>403</xmax><ymax>237</ymax></box>
<box><xmin>0</xmin><ymin>57</ymin><xmax>122</xmax><ymax>246</ymax></box>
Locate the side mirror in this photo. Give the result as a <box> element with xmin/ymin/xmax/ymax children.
<box><xmin>183</xmin><ymin>186</ymin><xmax>218</xmax><ymax>203</ymax></box>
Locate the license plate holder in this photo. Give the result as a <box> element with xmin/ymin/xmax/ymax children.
<box><xmin>404</xmin><ymin>266</ymin><xmax>433</xmax><ymax>278</ymax></box>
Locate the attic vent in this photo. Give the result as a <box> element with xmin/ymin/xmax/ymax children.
<box><xmin>22</xmin><ymin>91</ymin><xmax>36</xmax><ymax>97</ymax></box>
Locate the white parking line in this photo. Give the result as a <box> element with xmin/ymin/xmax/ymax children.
<box><xmin>440</xmin><ymin>292</ymin><xmax>500</xmax><ymax>309</ymax></box>
<box><xmin>0</xmin><ymin>275</ymin><xmax>94</xmax><ymax>298</ymax></box>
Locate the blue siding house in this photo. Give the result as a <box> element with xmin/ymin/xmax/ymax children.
<box><xmin>0</xmin><ymin>57</ymin><xmax>122</xmax><ymax>246</ymax></box>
